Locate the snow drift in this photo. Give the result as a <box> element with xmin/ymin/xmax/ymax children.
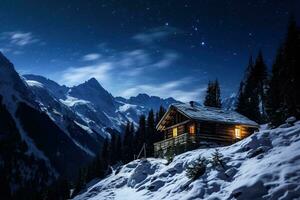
<box><xmin>73</xmin><ymin>121</ymin><xmax>300</xmax><ymax>200</ymax></box>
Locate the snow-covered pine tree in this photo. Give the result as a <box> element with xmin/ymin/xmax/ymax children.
<box><xmin>186</xmin><ymin>156</ymin><xmax>207</xmax><ymax>180</ymax></box>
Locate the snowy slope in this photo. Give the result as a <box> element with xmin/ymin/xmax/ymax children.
<box><xmin>73</xmin><ymin>121</ymin><xmax>300</xmax><ymax>200</ymax></box>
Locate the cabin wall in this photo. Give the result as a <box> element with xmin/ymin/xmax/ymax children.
<box><xmin>165</xmin><ymin>123</ymin><xmax>186</xmax><ymax>139</ymax></box>
<box><xmin>198</xmin><ymin>121</ymin><xmax>257</xmax><ymax>143</ymax></box>
<box><xmin>164</xmin><ymin>121</ymin><xmax>198</xmax><ymax>139</ymax></box>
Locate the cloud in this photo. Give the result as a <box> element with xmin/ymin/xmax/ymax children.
<box><xmin>1</xmin><ymin>31</ymin><xmax>39</xmax><ymax>46</ymax></box>
<box><xmin>82</xmin><ymin>53</ymin><xmax>101</xmax><ymax>61</ymax></box>
<box><xmin>0</xmin><ymin>31</ymin><xmax>42</xmax><ymax>55</ymax></box>
<box><xmin>59</xmin><ymin>48</ymin><xmax>179</xmax><ymax>86</ymax></box>
<box><xmin>121</xmin><ymin>78</ymin><xmax>206</xmax><ymax>102</ymax></box>
<box><xmin>60</xmin><ymin>63</ymin><xmax>112</xmax><ymax>86</ymax></box>
<box><xmin>132</xmin><ymin>26</ymin><xmax>179</xmax><ymax>44</ymax></box>
<box><xmin>151</xmin><ymin>52</ymin><xmax>178</xmax><ymax>68</ymax></box>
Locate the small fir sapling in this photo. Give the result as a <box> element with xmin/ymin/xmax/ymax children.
<box><xmin>186</xmin><ymin>156</ymin><xmax>207</xmax><ymax>180</ymax></box>
<box><xmin>210</xmin><ymin>149</ymin><xmax>226</xmax><ymax>170</ymax></box>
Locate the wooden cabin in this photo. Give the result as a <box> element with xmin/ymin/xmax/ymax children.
<box><xmin>154</xmin><ymin>101</ymin><xmax>259</xmax><ymax>157</ymax></box>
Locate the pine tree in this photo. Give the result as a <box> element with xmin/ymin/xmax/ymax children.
<box><xmin>135</xmin><ymin>115</ymin><xmax>146</xmax><ymax>156</ymax></box>
<box><xmin>253</xmin><ymin>51</ymin><xmax>268</xmax><ymax>121</ymax></box>
<box><xmin>214</xmin><ymin>79</ymin><xmax>222</xmax><ymax>108</ymax></box>
<box><xmin>110</xmin><ymin>133</ymin><xmax>122</xmax><ymax>164</ymax></box>
<box><xmin>185</xmin><ymin>156</ymin><xmax>207</xmax><ymax>180</ymax></box>
<box><xmin>281</xmin><ymin>16</ymin><xmax>300</xmax><ymax>119</ymax></box>
<box><xmin>236</xmin><ymin>53</ymin><xmax>267</xmax><ymax>123</ymax></box>
<box><xmin>123</xmin><ymin>122</ymin><xmax>133</xmax><ymax>163</ymax></box>
<box><xmin>204</xmin><ymin>80</ymin><xmax>221</xmax><ymax>108</ymax></box>
<box><xmin>146</xmin><ymin>110</ymin><xmax>155</xmax><ymax>156</ymax></box>
<box><xmin>101</xmin><ymin>138</ymin><xmax>110</xmax><ymax>170</ymax></box>
<box><xmin>265</xmin><ymin>46</ymin><xmax>286</xmax><ymax>125</ymax></box>
<box><xmin>266</xmin><ymin>16</ymin><xmax>300</xmax><ymax>125</ymax></box>
<box><xmin>204</xmin><ymin>81</ymin><xmax>214</xmax><ymax>107</ymax></box>
<box><xmin>236</xmin><ymin>56</ymin><xmax>254</xmax><ymax>116</ymax></box>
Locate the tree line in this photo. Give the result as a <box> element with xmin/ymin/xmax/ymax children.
<box><xmin>203</xmin><ymin>16</ymin><xmax>300</xmax><ymax>126</ymax></box>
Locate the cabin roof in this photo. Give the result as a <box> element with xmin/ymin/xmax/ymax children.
<box><xmin>157</xmin><ymin>103</ymin><xmax>259</xmax><ymax>130</ymax></box>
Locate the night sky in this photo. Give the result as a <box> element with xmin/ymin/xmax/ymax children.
<box><xmin>0</xmin><ymin>0</ymin><xmax>299</xmax><ymax>102</ymax></box>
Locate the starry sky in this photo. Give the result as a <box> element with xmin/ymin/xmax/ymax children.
<box><xmin>0</xmin><ymin>0</ymin><xmax>299</xmax><ymax>102</ymax></box>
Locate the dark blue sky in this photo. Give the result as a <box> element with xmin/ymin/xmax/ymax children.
<box><xmin>0</xmin><ymin>0</ymin><xmax>299</xmax><ymax>102</ymax></box>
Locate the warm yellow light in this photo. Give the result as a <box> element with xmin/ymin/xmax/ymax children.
<box><xmin>189</xmin><ymin>125</ymin><xmax>195</xmax><ymax>134</ymax></box>
<box><xmin>235</xmin><ymin>127</ymin><xmax>241</xmax><ymax>139</ymax></box>
<box><xmin>173</xmin><ymin>127</ymin><xmax>178</xmax><ymax>137</ymax></box>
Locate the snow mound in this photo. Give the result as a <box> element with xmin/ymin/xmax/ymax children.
<box><xmin>73</xmin><ymin>122</ymin><xmax>300</xmax><ymax>200</ymax></box>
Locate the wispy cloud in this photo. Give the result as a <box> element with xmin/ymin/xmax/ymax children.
<box><xmin>59</xmin><ymin>46</ymin><xmax>180</xmax><ymax>86</ymax></box>
<box><xmin>121</xmin><ymin>77</ymin><xmax>206</xmax><ymax>102</ymax></box>
<box><xmin>0</xmin><ymin>31</ymin><xmax>42</xmax><ymax>55</ymax></box>
<box><xmin>60</xmin><ymin>63</ymin><xmax>112</xmax><ymax>86</ymax></box>
<box><xmin>82</xmin><ymin>53</ymin><xmax>101</xmax><ymax>61</ymax></box>
<box><xmin>151</xmin><ymin>52</ymin><xmax>178</xmax><ymax>68</ymax></box>
<box><xmin>1</xmin><ymin>31</ymin><xmax>40</xmax><ymax>46</ymax></box>
<box><xmin>132</xmin><ymin>26</ymin><xmax>180</xmax><ymax>44</ymax></box>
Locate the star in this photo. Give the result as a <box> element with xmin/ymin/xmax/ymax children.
<box><xmin>165</xmin><ymin>22</ymin><xmax>169</xmax><ymax>26</ymax></box>
<box><xmin>201</xmin><ymin>41</ymin><xmax>205</xmax><ymax>46</ymax></box>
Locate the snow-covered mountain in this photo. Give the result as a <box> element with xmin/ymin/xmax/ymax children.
<box><xmin>116</xmin><ymin>93</ymin><xmax>179</xmax><ymax>111</ymax></box>
<box><xmin>73</xmin><ymin>120</ymin><xmax>300</xmax><ymax>200</ymax></box>
<box><xmin>222</xmin><ymin>93</ymin><xmax>237</xmax><ymax>110</ymax></box>
<box><xmin>115</xmin><ymin>94</ymin><xmax>180</xmax><ymax>123</ymax></box>
<box><xmin>24</xmin><ymin>74</ymin><xmax>179</xmax><ymax>127</ymax></box>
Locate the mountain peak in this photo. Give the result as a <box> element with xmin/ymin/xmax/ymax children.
<box><xmin>87</xmin><ymin>77</ymin><xmax>98</xmax><ymax>83</ymax></box>
<box><xmin>82</xmin><ymin>77</ymin><xmax>102</xmax><ymax>88</ymax></box>
<box><xmin>0</xmin><ymin>51</ymin><xmax>11</xmax><ymax>65</ymax></box>
<box><xmin>136</xmin><ymin>93</ymin><xmax>150</xmax><ymax>99</ymax></box>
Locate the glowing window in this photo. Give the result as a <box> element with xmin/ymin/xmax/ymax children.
<box><xmin>235</xmin><ymin>127</ymin><xmax>241</xmax><ymax>139</ymax></box>
<box><xmin>173</xmin><ymin>127</ymin><xmax>178</xmax><ymax>137</ymax></box>
<box><xmin>189</xmin><ymin>125</ymin><xmax>195</xmax><ymax>134</ymax></box>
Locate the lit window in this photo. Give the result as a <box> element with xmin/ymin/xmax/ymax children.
<box><xmin>189</xmin><ymin>125</ymin><xmax>195</xmax><ymax>134</ymax></box>
<box><xmin>235</xmin><ymin>127</ymin><xmax>241</xmax><ymax>139</ymax></box>
<box><xmin>173</xmin><ymin>127</ymin><xmax>177</xmax><ymax>137</ymax></box>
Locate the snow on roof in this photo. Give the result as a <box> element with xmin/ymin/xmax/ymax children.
<box><xmin>172</xmin><ymin>103</ymin><xmax>259</xmax><ymax>127</ymax></box>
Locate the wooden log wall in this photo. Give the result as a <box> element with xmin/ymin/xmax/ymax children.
<box><xmin>198</xmin><ymin>121</ymin><xmax>258</xmax><ymax>144</ymax></box>
<box><xmin>165</xmin><ymin>123</ymin><xmax>186</xmax><ymax>139</ymax></box>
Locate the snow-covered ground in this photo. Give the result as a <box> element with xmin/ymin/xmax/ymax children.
<box><xmin>74</xmin><ymin>121</ymin><xmax>300</xmax><ymax>200</ymax></box>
